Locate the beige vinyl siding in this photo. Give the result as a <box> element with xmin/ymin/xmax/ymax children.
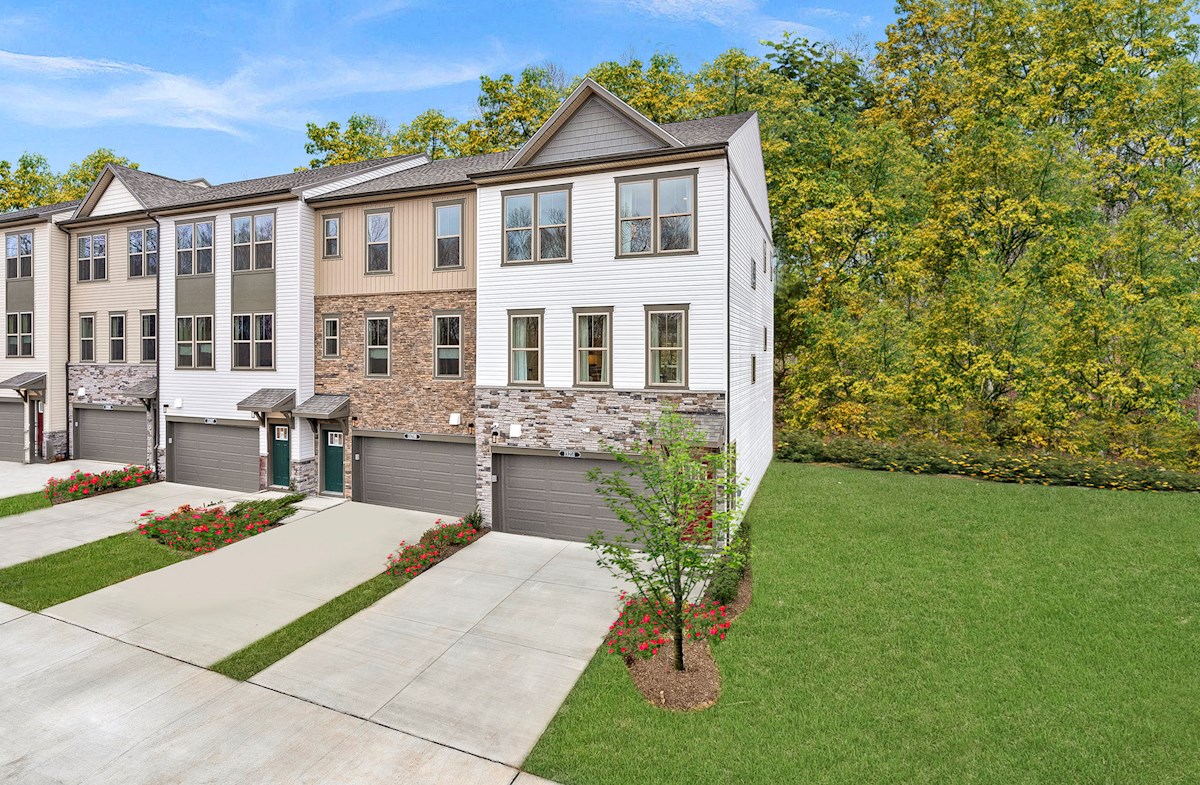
<box><xmin>70</xmin><ymin>223</ymin><xmax>157</xmax><ymax>363</ymax></box>
<box><xmin>46</xmin><ymin>219</ymin><xmax>70</xmax><ymax>431</ymax></box>
<box><xmin>315</xmin><ymin>191</ymin><xmax>476</xmax><ymax>295</ymax></box>
<box><xmin>92</xmin><ymin>178</ymin><xmax>142</xmax><ymax>216</ymax></box>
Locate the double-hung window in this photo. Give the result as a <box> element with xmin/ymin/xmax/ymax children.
<box><xmin>109</xmin><ymin>313</ymin><xmax>126</xmax><ymax>363</ymax></box>
<box><xmin>77</xmin><ymin>233</ymin><xmax>107</xmax><ymax>281</ymax></box>
<box><xmin>323</xmin><ymin>316</ymin><xmax>339</xmax><ymax>357</ymax></box>
<box><xmin>366</xmin><ymin>210</ymin><xmax>391</xmax><ymax>272</ymax></box>
<box><xmin>176</xmin><ymin>315</ymin><xmax>213</xmax><ymax>369</ymax></box>
<box><xmin>232</xmin><ymin>314</ymin><xmax>273</xmax><ymax>369</ymax></box>
<box><xmin>646</xmin><ymin>306</ymin><xmax>687</xmax><ymax>387</ymax></box>
<box><xmin>141</xmin><ymin>312</ymin><xmax>157</xmax><ymax>363</ymax></box>
<box><xmin>322</xmin><ymin>214</ymin><xmax>340</xmax><ymax>258</ymax></box>
<box><xmin>574</xmin><ymin>308</ymin><xmax>612</xmax><ymax>386</ymax></box>
<box><xmin>365</xmin><ymin>316</ymin><xmax>390</xmax><ymax>376</ymax></box>
<box><xmin>128</xmin><ymin>227</ymin><xmax>158</xmax><ymax>277</ymax></box>
<box><xmin>433</xmin><ymin>313</ymin><xmax>462</xmax><ymax>379</ymax></box>
<box><xmin>5</xmin><ymin>232</ymin><xmax>32</xmax><ymax>279</ymax></box>
<box><xmin>232</xmin><ymin>212</ymin><xmax>274</xmax><ymax>271</ymax></box>
<box><xmin>6</xmin><ymin>312</ymin><xmax>31</xmax><ymax>357</ymax></box>
<box><xmin>508</xmin><ymin>310</ymin><xmax>543</xmax><ymax>385</ymax></box>
<box><xmin>176</xmin><ymin>220</ymin><xmax>213</xmax><ymax>275</ymax></box>
<box><xmin>255</xmin><ymin>314</ymin><xmax>273</xmax><ymax>368</ymax></box>
<box><xmin>503</xmin><ymin>189</ymin><xmax>569</xmax><ymax>263</ymax></box>
<box><xmin>79</xmin><ymin>315</ymin><xmax>95</xmax><ymax>362</ymax></box>
<box><xmin>435</xmin><ymin>201</ymin><xmax>463</xmax><ymax>269</ymax></box>
<box><xmin>617</xmin><ymin>171</ymin><xmax>696</xmax><ymax>256</ymax></box>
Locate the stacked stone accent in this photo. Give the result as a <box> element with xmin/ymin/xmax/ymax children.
<box><xmin>290</xmin><ymin>457</ymin><xmax>317</xmax><ymax>494</ymax></box>
<box><xmin>44</xmin><ymin>430</ymin><xmax>67</xmax><ymax>461</ymax></box>
<box><xmin>67</xmin><ymin>363</ymin><xmax>157</xmax><ymax>465</ymax></box>
<box><xmin>314</xmin><ymin>290</ymin><xmax>477</xmax><ymax>496</ymax></box>
<box><xmin>474</xmin><ymin>387</ymin><xmax>726</xmax><ymax>524</ymax></box>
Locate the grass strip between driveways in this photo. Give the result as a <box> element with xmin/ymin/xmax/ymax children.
<box><xmin>0</xmin><ymin>491</ymin><xmax>51</xmax><ymax>518</ymax></box>
<box><xmin>0</xmin><ymin>532</ymin><xmax>188</xmax><ymax>612</ymax></box>
<box><xmin>211</xmin><ymin>571</ymin><xmax>407</xmax><ymax>681</ymax></box>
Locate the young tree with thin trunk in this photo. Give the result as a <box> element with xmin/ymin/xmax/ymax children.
<box><xmin>587</xmin><ymin>409</ymin><xmax>744</xmax><ymax>671</ymax></box>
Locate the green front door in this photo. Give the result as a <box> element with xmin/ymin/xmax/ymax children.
<box><xmin>322</xmin><ymin>430</ymin><xmax>344</xmax><ymax>494</ymax></box>
<box><xmin>271</xmin><ymin>425</ymin><xmax>291</xmax><ymax>487</ymax></box>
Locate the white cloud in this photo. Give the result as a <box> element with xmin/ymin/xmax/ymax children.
<box><xmin>0</xmin><ymin>46</ymin><xmax>506</xmax><ymax>137</ymax></box>
<box><xmin>347</xmin><ymin>0</ymin><xmax>416</xmax><ymax>23</ymax></box>
<box><xmin>609</xmin><ymin>0</ymin><xmax>830</xmax><ymax>40</ymax></box>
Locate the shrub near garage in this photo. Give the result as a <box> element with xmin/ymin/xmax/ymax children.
<box><xmin>138</xmin><ymin>493</ymin><xmax>304</xmax><ymax>554</ymax></box>
<box><xmin>387</xmin><ymin>515</ymin><xmax>485</xmax><ymax>579</ymax></box>
<box><xmin>606</xmin><ymin>593</ymin><xmax>732</xmax><ymax>659</ymax></box>
<box><xmin>44</xmin><ymin>465</ymin><xmax>156</xmax><ymax>503</ymax></box>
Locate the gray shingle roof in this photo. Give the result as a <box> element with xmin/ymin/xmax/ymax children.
<box><xmin>293</xmin><ymin>394</ymin><xmax>351</xmax><ymax>420</ymax></box>
<box><xmin>0</xmin><ymin>371</ymin><xmax>46</xmax><ymax>391</ymax></box>
<box><xmin>236</xmin><ymin>388</ymin><xmax>295</xmax><ymax>413</ymax></box>
<box><xmin>120</xmin><ymin>376</ymin><xmax>159</xmax><ymax>399</ymax></box>
<box><xmin>110</xmin><ymin>165</ymin><xmax>207</xmax><ymax>210</ymax></box>
<box><xmin>0</xmin><ymin>199</ymin><xmax>81</xmax><ymax>227</ymax></box>
<box><xmin>315</xmin><ymin>151</ymin><xmax>515</xmax><ymax>200</ymax></box>
<box><xmin>660</xmin><ymin>111</ymin><xmax>755</xmax><ymax>146</ymax></box>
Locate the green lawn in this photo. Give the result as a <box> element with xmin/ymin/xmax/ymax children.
<box><xmin>212</xmin><ymin>571</ymin><xmax>406</xmax><ymax>680</ymax></box>
<box><xmin>526</xmin><ymin>463</ymin><xmax>1200</xmax><ymax>785</ymax></box>
<box><xmin>0</xmin><ymin>533</ymin><xmax>188</xmax><ymax>611</ymax></box>
<box><xmin>0</xmin><ymin>492</ymin><xmax>51</xmax><ymax>518</ymax></box>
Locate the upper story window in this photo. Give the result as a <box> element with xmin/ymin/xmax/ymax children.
<box><xmin>365</xmin><ymin>315</ymin><xmax>390</xmax><ymax>376</ymax></box>
<box><xmin>128</xmin><ymin>227</ymin><xmax>158</xmax><ymax>278</ymax></box>
<box><xmin>646</xmin><ymin>305</ymin><xmax>688</xmax><ymax>388</ymax></box>
<box><xmin>234</xmin><ymin>313</ymin><xmax>274</xmax><ymax>369</ymax></box>
<box><xmin>109</xmin><ymin>313</ymin><xmax>126</xmax><ymax>363</ymax></box>
<box><xmin>617</xmin><ymin>171</ymin><xmax>696</xmax><ymax>256</ymax></box>
<box><xmin>322</xmin><ymin>215</ymin><xmax>340</xmax><ymax>258</ymax></box>
<box><xmin>434</xmin><ymin>312</ymin><xmax>462</xmax><ymax>379</ymax></box>
<box><xmin>5</xmin><ymin>232</ymin><xmax>32</xmax><ymax>279</ymax></box>
<box><xmin>141</xmin><ymin>312</ymin><xmax>157</xmax><ymax>363</ymax></box>
<box><xmin>575</xmin><ymin>308</ymin><xmax>612</xmax><ymax>387</ymax></box>
<box><xmin>366</xmin><ymin>210</ymin><xmax>391</xmax><ymax>273</ymax></box>
<box><xmin>232</xmin><ymin>212</ymin><xmax>274</xmax><ymax>271</ymax></box>
<box><xmin>6</xmin><ymin>312</ymin><xmax>32</xmax><ymax>357</ymax></box>
<box><xmin>79</xmin><ymin>314</ymin><xmax>95</xmax><ymax>362</ymax></box>
<box><xmin>503</xmin><ymin>189</ymin><xmax>569</xmax><ymax>264</ymax></box>
<box><xmin>435</xmin><ymin>201</ymin><xmax>463</xmax><ymax>269</ymax></box>
<box><xmin>176</xmin><ymin>220</ymin><xmax>214</xmax><ymax>276</ymax></box>
<box><xmin>176</xmin><ymin>315</ymin><xmax>214</xmax><ymax>369</ymax></box>
<box><xmin>508</xmin><ymin>310</ymin><xmax>543</xmax><ymax>385</ymax></box>
<box><xmin>77</xmin><ymin>233</ymin><xmax>107</xmax><ymax>281</ymax></box>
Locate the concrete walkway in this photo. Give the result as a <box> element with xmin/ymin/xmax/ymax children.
<box><xmin>0</xmin><ymin>612</ymin><xmax>518</xmax><ymax>784</ymax></box>
<box><xmin>0</xmin><ymin>459</ymin><xmax>128</xmax><ymax>498</ymax></box>
<box><xmin>45</xmin><ymin>502</ymin><xmax>438</xmax><ymax>666</ymax></box>
<box><xmin>0</xmin><ymin>482</ymin><xmax>254</xmax><ymax>569</ymax></box>
<box><xmin>253</xmin><ymin>532</ymin><xmax>628</xmax><ymax>767</ymax></box>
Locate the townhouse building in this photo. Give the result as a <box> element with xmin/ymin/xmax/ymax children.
<box><xmin>1</xmin><ymin>79</ymin><xmax>774</xmax><ymax>544</ymax></box>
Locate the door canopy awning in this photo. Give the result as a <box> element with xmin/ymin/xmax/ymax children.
<box><xmin>292</xmin><ymin>394</ymin><xmax>351</xmax><ymax>421</ymax></box>
<box><xmin>0</xmin><ymin>371</ymin><xmax>45</xmax><ymax>392</ymax></box>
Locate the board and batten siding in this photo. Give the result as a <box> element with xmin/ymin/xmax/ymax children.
<box><xmin>475</xmin><ymin>157</ymin><xmax>728</xmax><ymax>391</ymax></box>
<box><xmin>69</xmin><ymin>221</ymin><xmax>158</xmax><ymax>365</ymax></box>
<box><xmin>529</xmin><ymin>96</ymin><xmax>662</xmax><ymax>166</ymax></box>
<box><xmin>158</xmin><ymin>199</ymin><xmax>315</xmax><ymax>462</ymax></box>
<box><xmin>314</xmin><ymin>190</ymin><xmax>476</xmax><ymax>296</ymax></box>
<box><xmin>91</xmin><ymin>178</ymin><xmax>142</xmax><ymax>216</ymax></box>
<box><xmin>725</xmin><ymin>115</ymin><xmax>773</xmax><ymax>501</ymax></box>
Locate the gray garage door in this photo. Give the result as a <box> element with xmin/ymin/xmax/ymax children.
<box><xmin>77</xmin><ymin>408</ymin><xmax>147</xmax><ymax>465</ymax></box>
<box><xmin>495</xmin><ymin>454</ymin><xmax>627</xmax><ymax>542</ymax></box>
<box><xmin>0</xmin><ymin>401</ymin><xmax>23</xmax><ymax>462</ymax></box>
<box><xmin>357</xmin><ymin>437</ymin><xmax>475</xmax><ymax>516</ymax></box>
<box><xmin>170</xmin><ymin>421</ymin><xmax>260</xmax><ymax>491</ymax></box>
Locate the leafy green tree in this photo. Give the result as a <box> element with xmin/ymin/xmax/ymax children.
<box><xmin>303</xmin><ymin>113</ymin><xmax>395</xmax><ymax>167</ymax></box>
<box><xmin>585</xmin><ymin>53</ymin><xmax>696</xmax><ymax>123</ymax></box>
<box><xmin>464</xmin><ymin>65</ymin><xmax>569</xmax><ymax>154</ymax></box>
<box><xmin>392</xmin><ymin>109</ymin><xmax>469</xmax><ymax>160</ymax></box>
<box><xmin>586</xmin><ymin>409</ymin><xmax>743</xmax><ymax>671</ymax></box>
<box><xmin>57</xmin><ymin>149</ymin><xmax>138</xmax><ymax>201</ymax></box>
<box><xmin>0</xmin><ymin>153</ymin><xmax>57</xmax><ymax>211</ymax></box>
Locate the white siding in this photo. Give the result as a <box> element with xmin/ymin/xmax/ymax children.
<box><xmin>476</xmin><ymin>157</ymin><xmax>729</xmax><ymax>391</ymax></box>
<box><xmin>726</xmin><ymin>115</ymin><xmax>774</xmax><ymax>501</ymax></box>
<box><xmin>295</xmin><ymin>205</ymin><xmax>316</xmax><ymax>461</ymax></box>
<box><xmin>92</xmin><ymin>178</ymin><xmax>142</xmax><ymax>216</ymax></box>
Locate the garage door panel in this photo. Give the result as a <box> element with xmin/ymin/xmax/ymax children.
<box><xmin>170</xmin><ymin>422</ymin><xmax>259</xmax><ymax>492</ymax></box>
<box><xmin>359</xmin><ymin>437</ymin><xmax>475</xmax><ymax>517</ymax></box>
<box><xmin>78</xmin><ymin>408</ymin><xmax>147</xmax><ymax>465</ymax></box>
<box><xmin>497</xmin><ymin>455</ymin><xmax>628</xmax><ymax>542</ymax></box>
<box><xmin>0</xmin><ymin>401</ymin><xmax>22</xmax><ymax>462</ymax></box>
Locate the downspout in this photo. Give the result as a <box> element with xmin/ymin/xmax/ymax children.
<box><xmin>725</xmin><ymin>154</ymin><xmax>732</xmax><ymax>471</ymax></box>
<box><xmin>55</xmin><ymin>218</ymin><xmax>72</xmax><ymax>461</ymax></box>
<box><xmin>151</xmin><ymin>213</ymin><xmax>162</xmax><ymax>479</ymax></box>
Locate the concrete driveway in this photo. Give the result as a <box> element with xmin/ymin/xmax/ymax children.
<box><xmin>0</xmin><ymin>482</ymin><xmax>253</xmax><ymax>569</ymax></box>
<box><xmin>253</xmin><ymin>532</ymin><xmax>628</xmax><ymax>767</ymax></box>
<box><xmin>0</xmin><ymin>459</ymin><xmax>129</xmax><ymax>498</ymax></box>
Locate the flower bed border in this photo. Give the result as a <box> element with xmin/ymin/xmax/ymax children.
<box><xmin>44</xmin><ymin>465</ymin><xmax>157</xmax><ymax>504</ymax></box>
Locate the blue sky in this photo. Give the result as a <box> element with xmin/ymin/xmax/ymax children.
<box><xmin>0</xmin><ymin>0</ymin><xmax>895</xmax><ymax>184</ymax></box>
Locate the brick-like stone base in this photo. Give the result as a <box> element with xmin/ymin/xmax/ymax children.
<box><xmin>68</xmin><ymin>363</ymin><xmax>157</xmax><ymax>464</ymax></box>
<box><xmin>44</xmin><ymin>430</ymin><xmax>67</xmax><ymax>461</ymax></box>
<box><xmin>291</xmin><ymin>458</ymin><xmax>317</xmax><ymax>494</ymax></box>
<box><xmin>474</xmin><ymin>387</ymin><xmax>726</xmax><ymax>524</ymax></box>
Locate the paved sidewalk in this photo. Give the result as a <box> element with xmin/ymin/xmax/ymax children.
<box><xmin>0</xmin><ymin>482</ymin><xmax>252</xmax><ymax>569</ymax></box>
<box><xmin>45</xmin><ymin>502</ymin><xmax>437</xmax><ymax>666</ymax></box>
<box><xmin>254</xmin><ymin>532</ymin><xmax>628</xmax><ymax>767</ymax></box>
<box><xmin>0</xmin><ymin>459</ymin><xmax>128</xmax><ymax>497</ymax></box>
<box><xmin>0</xmin><ymin>612</ymin><xmax>517</xmax><ymax>784</ymax></box>
<box><xmin>0</xmin><ymin>601</ymin><xmax>27</xmax><ymax>625</ymax></box>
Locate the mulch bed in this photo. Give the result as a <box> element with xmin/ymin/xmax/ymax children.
<box><xmin>627</xmin><ymin>639</ymin><xmax>721</xmax><ymax>711</ymax></box>
<box><xmin>722</xmin><ymin>567</ymin><xmax>754</xmax><ymax>621</ymax></box>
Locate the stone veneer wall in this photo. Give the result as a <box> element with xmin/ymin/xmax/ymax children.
<box><xmin>67</xmin><ymin>363</ymin><xmax>157</xmax><ymax>465</ymax></box>
<box><xmin>44</xmin><ymin>430</ymin><xmax>68</xmax><ymax>461</ymax></box>
<box><xmin>291</xmin><ymin>457</ymin><xmax>317</xmax><ymax>494</ymax></box>
<box><xmin>315</xmin><ymin>290</ymin><xmax>477</xmax><ymax>496</ymax></box>
<box><xmin>474</xmin><ymin>387</ymin><xmax>726</xmax><ymax>524</ymax></box>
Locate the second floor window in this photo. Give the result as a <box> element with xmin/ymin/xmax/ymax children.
<box><xmin>575</xmin><ymin>310</ymin><xmax>611</xmax><ymax>386</ymax></box>
<box><xmin>6</xmin><ymin>312</ymin><xmax>31</xmax><ymax>357</ymax></box>
<box><xmin>128</xmin><ymin>227</ymin><xmax>158</xmax><ymax>278</ymax></box>
<box><xmin>434</xmin><ymin>313</ymin><xmax>462</xmax><ymax>378</ymax></box>
<box><xmin>323</xmin><ymin>316</ymin><xmax>339</xmax><ymax>357</ymax></box>
<box><xmin>504</xmin><ymin>189</ymin><xmax>569</xmax><ymax>263</ymax></box>
<box><xmin>435</xmin><ymin>202</ymin><xmax>463</xmax><ymax>269</ymax></box>
<box><xmin>142</xmin><ymin>313</ymin><xmax>157</xmax><ymax>363</ymax></box>
<box><xmin>509</xmin><ymin>311</ymin><xmax>542</xmax><ymax>385</ymax></box>
<box><xmin>79</xmin><ymin>315</ymin><xmax>94</xmax><ymax>362</ymax></box>
<box><xmin>618</xmin><ymin>172</ymin><xmax>696</xmax><ymax>256</ymax></box>
<box><xmin>232</xmin><ymin>314</ymin><xmax>273</xmax><ymax>369</ymax></box>
<box><xmin>176</xmin><ymin>315</ymin><xmax>213</xmax><ymax>369</ymax></box>
<box><xmin>109</xmin><ymin>314</ymin><xmax>126</xmax><ymax>363</ymax></box>
<box><xmin>323</xmin><ymin>215</ymin><xmax>340</xmax><ymax>258</ymax></box>
<box><xmin>647</xmin><ymin>307</ymin><xmax>687</xmax><ymax>387</ymax></box>
<box><xmin>5</xmin><ymin>232</ymin><xmax>32</xmax><ymax>279</ymax></box>
<box><xmin>77</xmin><ymin>233</ymin><xmax>107</xmax><ymax>281</ymax></box>
<box><xmin>366</xmin><ymin>316</ymin><xmax>390</xmax><ymax>376</ymax></box>
<box><xmin>176</xmin><ymin>220</ymin><xmax>213</xmax><ymax>275</ymax></box>
<box><xmin>366</xmin><ymin>211</ymin><xmax>390</xmax><ymax>272</ymax></box>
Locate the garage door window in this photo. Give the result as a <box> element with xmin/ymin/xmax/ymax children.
<box><xmin>109</xmin><ymin>313</ymin><xmax>125</xmax><ymax>363</ymax></box>
<box><xmin>574</xmin><ymin>308</ymin><xmax>611</xmax><ymax>386</ymax></box>
<box><xmin>6</xmin><ymin>312</ymin><xmax>32</xmax><ymax>357</ymax></box>
<box><xmin>509</xmin><ymin>311</ymin><xmax>542</xmax><ymax>385</ymax></box>
<box><xmin>434</xmin><ymin>313</ymin><xmax>462</xmax><ymax>379</ymax></box>
<box><xmin>177</xmin><ymin>315</ymin><xmax>214</xmax><ymax>369</ymax></box>
<box><xmin>366</xmin><ymin>316</ymin><xmax>390</xmax><ymax>376</ymax></box>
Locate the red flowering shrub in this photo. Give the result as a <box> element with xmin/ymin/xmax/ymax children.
<box><xmin>385</xmin><ymin>541</ymin><xmax>441</xmax><ymax>578</ymax></box>
<box><xmin>418</xmin><ymin>518</ymin><xmax>482</xmax><ymax>550</ymax></box>
<box><xmin>606</xmin><ymin>593</ymin><xmax>732</xmax><ymax>660</ymax></box>
<box><xmin>44</xmin><ymin>465</ymin><xmax>155</xmax><ymax>503</ymax></box>
<box><xmin>385</xmin><ymin>513</ymin><xmax>488</xmax><ymax>580</ymax></box>
<box><xmin>138</xmin><ymin>493</ymin><xmax>303</xmax><ymax>554</ymax></box>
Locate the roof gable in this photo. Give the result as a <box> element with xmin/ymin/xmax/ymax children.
<box><xmin>91</xmin><ymin>176</ymin><xmax>141</xmax><ymax>216</ymax></box>
<box><xmin>504</xmin><ymin>79</ymin><xmax>682</xmax><ymax>170</ymax></box>
<box><xmin>74</xmin><ymin>164</ymin><xmax>206</xmax><ymax>218</ymax></box>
